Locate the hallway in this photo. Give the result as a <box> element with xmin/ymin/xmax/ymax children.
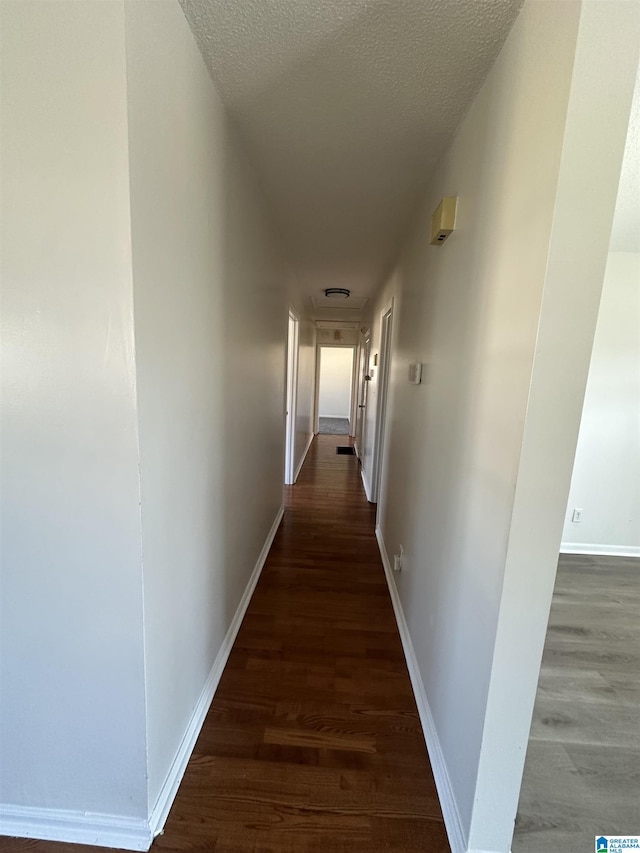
<box><xmin>1</xmin><ymin>435</ymin><xmax>448</xmax><ymax>853</ymax></box>
<box><xmin>3</xmin><ymin>2</ymin><xmax>638</xmax><ymax>849</ymax></box>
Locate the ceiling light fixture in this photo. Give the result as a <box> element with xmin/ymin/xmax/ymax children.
<box><xmin>324</xmin><ymin>288</ymin><xmax>350</xmax><ymax>299</ymax></box>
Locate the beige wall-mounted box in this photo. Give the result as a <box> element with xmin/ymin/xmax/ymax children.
<box><xmin>430</xmin><ymin>196</ymin><xmax>457</xmax><ymax>245</ymax></box>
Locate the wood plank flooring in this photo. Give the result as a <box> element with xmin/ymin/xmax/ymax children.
<box><xmin>1</xmin><ymin>435</ymin><xmax>448</xmax><ymax>853</ymax></box>
<box><xmin>513</xmin><ymin>553</ymin><xmax>640</xmax><ymax>853</ymax></box>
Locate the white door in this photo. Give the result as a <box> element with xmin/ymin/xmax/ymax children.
<box><xmin>371</xmin><ymin>306</ymin><xmax>392</xmax><ymax>505</ymax></box>
<box><xmin>354</xmin><ymin>330</ymin><xmax>370</xmax><ymax>459</ymax></box>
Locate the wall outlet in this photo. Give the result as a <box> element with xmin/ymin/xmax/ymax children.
<box><xmin>571</xmin><ymin>508</ymin><xmax>583</xmax><ymax>523</ymax></box>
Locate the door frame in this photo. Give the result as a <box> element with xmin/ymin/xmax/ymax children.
<box><xmin>354</xmin><ymin>327</ymin><xmax>371</xmax><ymax>460</ymax></box>
<box><xmin>370</xmin><ymin>302</ymin><xmax>393</xmax><ymax>506</ymax></box>
<box><xmin>284</xmin><ymin>309</ymin><xmax>299</xmax><ymax>485</ymax></box>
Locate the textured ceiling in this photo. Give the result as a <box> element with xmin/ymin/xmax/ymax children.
<box><xmin>179</xmin><ymin>0</ymin><xmax>524</xmax><ymax>317</ymax></box>
<box><xmin>610</xmin><ymin>65</ymin><xmax>640</xmax><ymax>252</ymax></box>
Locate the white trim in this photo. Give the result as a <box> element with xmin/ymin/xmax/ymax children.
<box><xmin>0</xmin><ymin>805</ymin><xmax>151</xmax><ymax>851</ymax></box>
<box><xmin>371</xmin><ymin>301</ymin><xmax>393</xmax><ymax>506</ymax></box>
<box><xmin>560</xmin><ymin>542</ymin><xmax>640</xmax><ymax>558</ymax></box>
<box><xmin>319</xmin><ymin>413</ymin><xmax>351</xmax><ymax>420</ymax></box>
<box><xmin>354</xmin><ymin>328</ymin><xmax>371</xmax><ymax>465</ymax></box>
<box><xmin>148</xmin><ymin>505</ymin><xmax>284</xmax><ymax>839</ymax></box>
<box><xmin>361</xmin><ymin>468</ymin><xmax>373</xmax><ymax>503</ymax></box>
<box><xmin>349</xmin><ymin>345</ymin><xmax>359</xmax><ymax>436</ymax></box>
<box><xmin>293</xmin><ymin>433</ymin><xmax>314</xmax><ymax>483</ymax></box>
<box><xmin>375</xmin><ymin>526</ymin><xmax>468</xmax><ymax>853</ymax></box>
<box><xmin>285</xmin><ymin>311</ymin><xmax>300</xmax><ymax>485</ymax></box>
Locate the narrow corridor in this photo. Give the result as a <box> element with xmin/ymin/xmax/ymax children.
<box><xmin>2</xmin><ymin>435</ymin><xmax>448</xmax><ymax>853</ymax></box>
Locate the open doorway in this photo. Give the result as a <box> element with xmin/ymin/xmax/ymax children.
<box><xmin>316</xmin><ymin>346</ymin><xmax>356</xmax><ymax>435</ymax></box>
<box><xmin>514</xmin><ymin>248</ymin><xmax>640</xmax><ymax>853</ymax></box>
<box><xmin>284</xmin><ymin>310</ymin><xmax>299</xmax><ymax>485</ymax></box>
<box><xmin>513</xmin><ymin>64</ymin><xmax>640</xmax><ymax>853</ymax></box>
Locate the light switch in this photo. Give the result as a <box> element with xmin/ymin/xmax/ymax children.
<box><xmin>408</xmin><ymin>363</ymin><xmax>422</xmax><ymax>384</ymax></box>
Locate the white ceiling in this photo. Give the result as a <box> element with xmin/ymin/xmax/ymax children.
<box><xmin>179</xmin><ymin>0</ymin><xmax>524</xmax><ymax>318</ymax></box>
<box><xmin>610</xmin><ymin>65</ymin><xmax>640</xmax><ymax>253</ymax></box>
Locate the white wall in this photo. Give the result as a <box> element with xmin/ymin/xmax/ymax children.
<box><xmin>292</xmin><ymin>318</ymin><xmax>316</xmax><ymax>475</ymax></box>
<box><xmin>123</xmin><ymin>0</ymin><xmax>287</xmax><ymax>813</ymax></box>
<box><xmin>369</xmin><ymin>2</ymin><xmax>639</xmax><ymax>851</ymax></box>
<box><xmin>0</xmin><ymin>0</ymin><xmax>148</xmax><ymax>821</ymax></box>
<box><xmin>1</xmin><ymin>0</ymin><xmax>288</xmax><ymax>845</ymax></box>
<box><xmin>561</xmin><ymin>251</ymin><xmax>640</xmax><ymax>556</ymax></box>
<box><xmin>318</xmin><ymin>347</ymin><xmax>353</xmax><ymax>418</ymax></box>
<box><xmin>317</xmin><ymin>327</ymin><xmax>359</xmax><ymax>346</ymax></box>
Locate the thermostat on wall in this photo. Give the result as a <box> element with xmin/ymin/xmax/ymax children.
<box><xmin>408</xmin><ymin>363</ymin><xmax>422</xmax><ymax>385</ymax></box>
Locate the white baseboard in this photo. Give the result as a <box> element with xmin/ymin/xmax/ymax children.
<box><xmin>375</xmin><ymin>527</ymin><xmax>468</xmax><ymax>853</ymax></box>
<box><xmin>0</xmin><ymin>507</ymin><xmax>284</xmax><ymax>852</ymax></box>
<box><xmin>149</xmin><ymin>505</ymin><xmax>284</xmax><ymax>839</ymax></box>
<box><xmin>361</xmin><ymin>468</ymin><xmax>373</xmax><ymax>502</ymax></box>
<box><xmin>0</xmin><ymin>805</ymin><xmax>151</xmax><ymax>851</ymax></box>
<box><xmin>293</xmin><ymin>433</ymin><xmax>314</xmax><ymax>483</ymax></box>
<box><xmin>560</xmin><ymin>542</ymin><xmax>640</xmax><ymax>558</ymax></box>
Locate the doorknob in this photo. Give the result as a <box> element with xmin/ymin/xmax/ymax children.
<box><xmin>358</xmin><ymin>404</ymin><xmax>365</xmax><ymax>408</ymax></box>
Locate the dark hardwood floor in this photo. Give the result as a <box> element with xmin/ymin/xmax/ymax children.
<box><xmin>2</xmin><ymin>435</ymin><xmax>448</xmax><ymax>853</ymax></box>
